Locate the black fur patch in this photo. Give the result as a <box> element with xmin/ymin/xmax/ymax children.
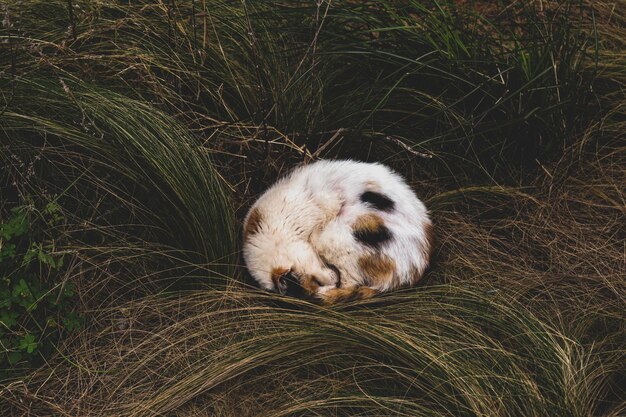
<box><xmin>353</xmin><ymin>223</ymin><xmax>392</xmax><ymax>248</ymax></box>
<box><xmin>360</xmin><ymin>191</ymin><xmax>395</xmax><ymax>211</ymax></box>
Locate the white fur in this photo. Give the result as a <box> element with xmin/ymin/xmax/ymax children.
<box><xmin>243</xmin><ymin>160</ymin><xmax>432</xmax><ymax>296</ymax></box>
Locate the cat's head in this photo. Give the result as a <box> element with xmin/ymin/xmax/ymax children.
<box><xmin>242</xmin><ymin>207</ymin><xmax>338</xmax><ymax>296</ymax></box>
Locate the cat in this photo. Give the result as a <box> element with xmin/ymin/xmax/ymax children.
<box><xmin>242</xmin><ymin>160</ymin><xmax>434</xmax><ymax>303</ymax></box>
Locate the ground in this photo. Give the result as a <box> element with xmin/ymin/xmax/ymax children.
<box><xmin>0</xmin><ymin>1</ymin><xmax>624</xmax><ymax>415</ymax></box>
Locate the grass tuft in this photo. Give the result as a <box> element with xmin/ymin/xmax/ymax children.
<box><xmin>0</xmin><ymin>0</ymin><xmax>624</xmax><ymax>415</ymax></box>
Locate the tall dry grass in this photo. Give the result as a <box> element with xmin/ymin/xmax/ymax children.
<box><xmin>1</xmin><ymin>0</ymin><xmax>624</xmax><ymax>415</ymax></box>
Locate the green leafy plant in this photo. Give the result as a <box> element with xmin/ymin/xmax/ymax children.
<box><xmin>0</xmin><ymin>202</ymin><xmax>80</xmax><ymax>377</ymax></box>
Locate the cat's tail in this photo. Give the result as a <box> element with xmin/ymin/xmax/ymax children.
<box><xmin>319</xmin><ymin>286</ymin><xmax>378</xmax><ymax>304</ymax></box>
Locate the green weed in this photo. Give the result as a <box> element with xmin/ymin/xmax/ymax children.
<box><xmin>0</xmin><ymin>203</ymin><xmax>79</xmax><ymax>377</ymax></box>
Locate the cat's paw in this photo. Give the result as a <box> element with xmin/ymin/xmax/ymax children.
<box><xmin>316</xmin><ymin>267</ymin><xmax>340</xmax><ymax>288</ymax></box>
<box><xmin>316</xmin><ymin>284</ymin><xmax>338</xmax><ymax>296</ymax></box>
<box><xmin>300</xmin><ymin>268</ymin><xmax>339</xmax><ymax>296</ymax></box>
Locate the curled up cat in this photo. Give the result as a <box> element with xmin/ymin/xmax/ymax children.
<box><xmin>242</xmin><ymin>160</ymin><xmax>434</xmax><ymax>304</ymax></box>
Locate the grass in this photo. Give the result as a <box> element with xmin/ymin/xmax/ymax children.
<box><xmin>1</xmin><ymin>0</ymin><xmax>624</xmax><ymax>415</ymax></box>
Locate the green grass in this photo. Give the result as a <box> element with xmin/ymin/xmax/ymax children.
<box><xmin>1</xmin><ymin>0</ymin><xmax>624</xmax><ymax>415</ymax></box>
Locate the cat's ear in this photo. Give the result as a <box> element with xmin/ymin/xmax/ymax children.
<box><xmin>243</xmin><ymin>207</ymin><xmax>263</xmax><ymax>240</ymax></box>
<box><xmin>271</xmin><ymin>267</ymin><xmax>291</xmax><ymax>294</ymax></box>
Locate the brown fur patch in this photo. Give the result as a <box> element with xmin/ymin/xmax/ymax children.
<box><xmin>301</xmin><ymin>274</ymin><xmax>321</xmax><ymax>296</ymax></box>
<box><xmin>408</xmin><ymin>265</ymin><xmax>424</xmax><ymax>285</ymax></box>
<box><xmin>353</xmin><ymin>213</ymin><xmax>385</xmax><ymax>233</ymax></box>
<box><xmin>320</xmin><ymin>286</ymin><xmax>378</xmax><ymax>304</ymax></box>
<box><xmin>243</xmin><ymin>207</ymin><xmax>262</xmax><ymax>240</ymax></box>
<box><xmin>358</xmin><ymin>253</ymin><xmax>395</xmax><ymax>286</ymax></box>
<box><xmin>352</xmin><ymin>213</ymin><xmax>392</xmax><ymax>247</ymax></box>
<box><xmin>410</xmin><ymin>222</ymin><xmax>435</xmax><ymax>284</ymax></box>
<box><xmin>271</xmin><ymin>267</ymin><xmax>290</xmax><ymax>290</ymax></box>
<box><xmin>421</xmin><ymin>221</ymin><xmax>435</xmax><ymax>262</ymax></box>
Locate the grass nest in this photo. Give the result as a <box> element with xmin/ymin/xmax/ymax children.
<box><xmin>0</xmin><ymin>0</ymin><xmax>624</xmax><ymax>415</ymax></box>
